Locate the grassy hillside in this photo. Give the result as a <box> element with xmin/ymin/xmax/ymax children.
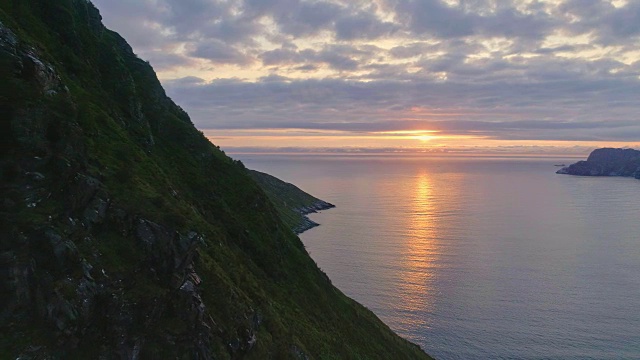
<box><xmin>0</xmin><ymin>0</ymin><xmax>432</xmax><ymax>358</ymax></box>
<box><xmin>249</xmin><ymin>170</ymin><xmax>335</xmax><ymax>234</ymax></box>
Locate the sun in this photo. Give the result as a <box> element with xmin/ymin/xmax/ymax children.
<box><xmin>415</xmin><ymin>134</ymin><xmax>435</xmax><ymax>142</ymax></box>
<box><xmin>373</xmin><ymin>130</ymin><xmax>439</xmax><ymax>145</ymax></box>
<box><xmin>409</xmin><ymin>131</ymin><xmax>438</xmax><ymax>142</ymax></box>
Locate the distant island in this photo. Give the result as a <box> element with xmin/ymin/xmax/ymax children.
<box><xmin>557</xmin><ymin>148</ymin><xmax>640</xmax><ymax>179</ymax></box>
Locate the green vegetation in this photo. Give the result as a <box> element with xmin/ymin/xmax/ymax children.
<box><xmin>249</xmin><ymin>169</ymin><xmax>335</xmax><ymax>233</ymax></box>
<box><xmin>0</xmin><ymin>0</ymin><xmax>433</xmax><ymax>358</ymax></box>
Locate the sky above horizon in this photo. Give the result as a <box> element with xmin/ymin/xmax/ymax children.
<box><xmin>92</xmin><ymin>0</ymin><xmax>640</xmax><ymax>155</ymax></box>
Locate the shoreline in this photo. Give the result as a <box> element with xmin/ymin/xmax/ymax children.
<box><xmin>293</xmin><ymin>200</ymin><xmax>336</xmax><ymax>234</ymax></box>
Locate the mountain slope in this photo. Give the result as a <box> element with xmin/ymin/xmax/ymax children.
<box><xmin>0</xmin><ymin>1</ymin><xmax>432</xmax><ymax>359</ymax></box>
<box><xmin>249</xmin><ymin>170</ymin><xmax>335</xmax><ymax>234</ymax></box>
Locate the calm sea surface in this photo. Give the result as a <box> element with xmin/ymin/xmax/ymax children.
<box><xmin>235</xmin><ymin>154</ymin><xmax>640</xmax><ymax>360</ymax></box>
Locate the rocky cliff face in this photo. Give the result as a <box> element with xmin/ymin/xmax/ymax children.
<box><xmin>0</xmin><ymin>1</ymin><xmax>431</xmax><ymax>359</ymax></box>
<box><xmin>1</xmin><ymin>15</ymin><xmax>229</xmax><ymax>358</ymax></box>
<box><xmin>557</xmin><ymin>148</ymin><xmax>640</xmax><ymax>178</ymax></box>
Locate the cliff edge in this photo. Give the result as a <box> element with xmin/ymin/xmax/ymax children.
<box><xmin>0</xmin><ymin>1</ymin><xmax>431</xmax><ymax>359</ymax></box>
<box><xmin>249</xmin><ymin>170</ymin><xmax>335</xmax><ymax>234</ymax></box>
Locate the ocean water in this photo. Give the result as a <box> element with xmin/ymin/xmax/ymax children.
<box><xmin>235</xmin><ymin>154</ymin><xmax>640</xmax><ymax>359</ymax></box>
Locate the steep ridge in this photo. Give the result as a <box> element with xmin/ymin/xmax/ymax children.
<box><xmin>557</xmin><ymin>148</ymin><xmax>640</xmax><ymax>179</ymax></box>
<box><xmin>0</xmin><ymin>1</ymin><xmax>432</xmax><ymax>359</ymax></box>
<box><xmin>249</xmin><ymin>170</ymin><xmax>335</xmax><ymax>234</ymax></box>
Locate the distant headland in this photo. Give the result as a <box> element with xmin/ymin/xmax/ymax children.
<box><xmin>557</xmin><ymin>148</ymin><xmax>640</xmax><ymax>179</ymax></box>
<box><xmin>249</xmin><ymin>170</ymin><xmax>335</xmax><ymax>234</ymax></box>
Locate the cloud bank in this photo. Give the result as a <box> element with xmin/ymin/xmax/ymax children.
<box><xmin>92</xmin><ymin>0</ymin><xmax>640</xmax><ymax>147</ymax></box>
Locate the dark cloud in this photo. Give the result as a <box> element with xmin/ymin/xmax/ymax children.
<box><xmin>261</xmin><ymin>45</ymin><xmax>376</xmax><ymax>71</ymax></box>
<box><xmin>164</xmin><ymin>0</ymin><xmax>230</xmax><ymax>36</ymax></box>
<box><xmin>165</xmin><ymin>76</ymin><xmax>206</xmax><ymax>86</ymax></box>
<box><xmin>259</xmin><ymin>74</ymin><xmax>292</xmax><ymax>82</ymax></box>
<box><xmin>164</xmin><ymin>74</ymin><xmax>640</xmax><ymax>142</ymax></box>
<box><xmin>295</xmin><ymin>64</ymin><xmax>318</xmax><ymax>72</ymax></box>
<box><xmin>187</xmin><ymin>39</ymin><xmax>253</xmax><ymax>65</ymax></box>
<box><xmin>480</xmin><ymin>8</ymin><xmax>554</xmax><ymax>39</ymax></box>
<box><xmin>394</xmin><ymin>0</ymin><xmax>474</xmax><ymax>38</ymax></box>
<box><xmin>141</xmin><ymin>52</ymin><xmax>197</xmax><ymax>71</ymax></box>
<box><xmin>280</xmin><ymin>1</ymin><xmax>341</xmax><ymax>36</ymax></box>
<box><xmin>202</xmin><ymin>18</ymin><xmax>260</xmax><ymax>45</ymax></box>
<box><xmin>315</xmin><ymin>49</ymin><xmax>360</xmax><ymax>71</ymax></box>
<box><xmin>261</xmin><ymin>48</ymin><xmax>301</xmax><ymax>66</ymax></box>
<box><xmin>393</xmin><ymin>0</ymin><xmax>554</xmax><ymax>40</ymax></box>
<box><xmin>559</xmin><ymin>0</ymin><xmax>640</xmax><ymax>45</ymax></box>
<box><xmin>608</xmin><ymin>2</ymin><xmax>640</xmax><ymax>38</ymax></box>
<box><xmin>389</xmin><ymin>43</ymin><xmax>430</xmax><ymax>59</ymax></box>
<box><xmin>242</xmin><ymin>0</ymin><xmax>342</xmax><ymax>37</ymax></box>
<box><xmin>335</xmin><ymin>10</ymin><xmax>398</xmax><ymax>40</ymax></box>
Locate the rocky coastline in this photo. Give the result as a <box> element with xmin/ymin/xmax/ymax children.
<box><xmin>557</xmin><ymin>148</ymin><xmax>640</xmax><ymax>179</ymax></box>
<box><xmin>293</xmin><ymin>200</ymin><xmax>336</xmax><ymax>234</ymax></box>
<box><xmin>248</xmin><ymin>169</ymin><xmax>337</xmax><ymax>234</ymax></box>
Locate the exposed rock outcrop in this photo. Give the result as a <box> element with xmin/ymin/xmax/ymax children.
<box><xmin>557</xmin><ymin>148</ymin><xmax>640</xmax><ymax>179</ymax></box>
<box><xmin>293</xmin><ymin>200</ymin><xmax>336</xmax><ymax>234</ymax></box>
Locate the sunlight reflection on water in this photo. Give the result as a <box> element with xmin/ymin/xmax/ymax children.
<box><xmin>238</xmin><ymin>154</ymin><xmax>640</xmax><ymax>360</ymax></box>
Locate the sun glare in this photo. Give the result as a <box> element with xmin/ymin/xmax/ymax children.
<box><xmin>375</xmin><ymin>130</ymin><xmax>439</xmax><ymax>143</ymax></box>
<box><xmin>415</xmin><ymin>134</ymin><xmax>435</xmax><ymax>142</ymax></box>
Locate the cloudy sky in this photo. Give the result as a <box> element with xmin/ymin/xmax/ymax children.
<box><xmin>93</xmin><ymin>0</ymin><xmax>640</xmax><ymax>154</ymax></box>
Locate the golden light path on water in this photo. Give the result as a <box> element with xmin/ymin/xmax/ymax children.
<box><xmin>396</xmin><ymin>171</ymin><xmax>438</xmax><ymax>322</ymax></box>
<box><xmin>242</xmin><ymin>154</ymin><xmax>640</xmax><ymax>359</ymax></box>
